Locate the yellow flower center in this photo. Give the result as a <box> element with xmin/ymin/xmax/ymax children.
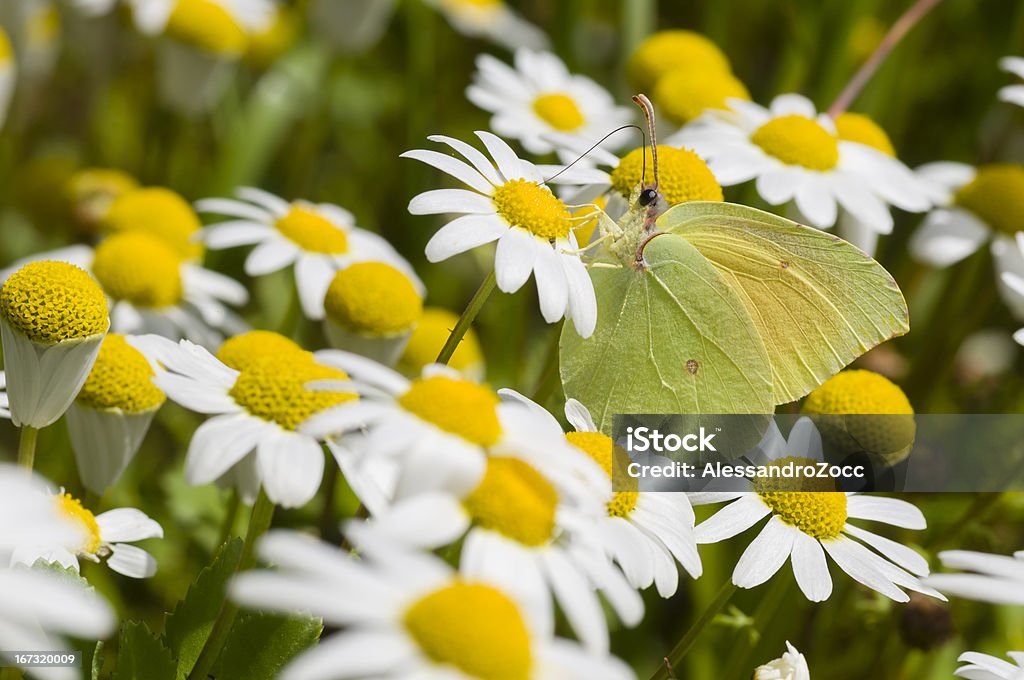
<box><xmin>55</xmin><ymin>493</ymin><xmax>102</xmax><ymax>555</ymax></box>
<box><xmin>216</xmin><ymin>330</ymin><xmax>305</xmax><ymax>372</ymax></box>
<box><xmin>627</xmin><ymin>29</ymin><xmax>732</xmax><ymax>93</ymax></box>
<box><xmin>610</xmin><ymin>146</ymin><xmax>723</xmax><ymax>206</ymax></box>
<box><xmin>953</xmin><ymin>164</ymin><xmax>1024</xmax><ymax>236</ymax></box>
<box><xmin>324</xmin><ymin>263</ymin><xmax>423</xmax><ymax>336</ymax></box>
<box><xmin>404</xmin><ymin>581</ymin><xmax>531</xmax><ymax>680</ymax></box>
<box><xmin>0</xmin><ymin>261</ymin><xmax>109</xmax><ymax>344</ymax></box>
<box><xmin>398</xmin><ymin>376</ymin><xmax>501</xmax><ymax>446</ymax></box>
<box><xmin>464</xmin><ymin>457</ymin><xmax>558</xmax><ymax>546</ymax></box>
<box><xmin>532</xmin><ymin>93</ymin><xmax>585</xmax><ymax>132</ymax></box>
<box><xmin>228</xmin><ymin>353</ymin><xmax>356</xmax><ymax>431</ymax></box>
<box><xmin>834</xmin><ymin>112</ymin><xmax>895</xmax><ymax>156</ymax></box>
<box><xmin>492</xmin><ymin>179</ymin><xmax>573</xmax><ymax>240</ymax></box>
<box><xmin>92</xmin><ymin>232</ymin><xmax>185</xmax><ymax>309</ymax></box>
<box><xmin>566</xmin><ymin>431</ymin><xmax>638</xmax><ymax>518</ymax></box>
<box><xmin>165</xmin><ymin>0</ymin><xmax>248</xmax><ymax>56</ymax></box>
<box><xmin>78</xmin><ymin>334</ymin><xmax>165</xmax><ymax>413</ymax></box>
<box><xmin>398</xmin><ymin>308</ymin><xmax>484</xmax><ymax>376</ymax></box>
<box><xmin>103</xmin><ymin>187</ymin><xmax>204</xmax><ymax>261</ymax></box>
<box><xmin>275</xmin><ymin>205</ymin><xmax>351</xmax><ymax>254</ymax></box>
<box><xmin>67</xmin><ymin>169</ymin><xmax>139</xmax><ymax>229</ymax></box>
<box><xmin>756</xmin><ymin>470</ymin><xmax>847</xmax><ymax>541</ymax></box>
<box><xmin>653</xmin><ymin>69</ymin><xmax>750</xmax><ymax>125</ymax></box>
<box><xmin>751</xmin><ymin>115</ymin><xmax>839</xmax><ymax>171</ymax></box>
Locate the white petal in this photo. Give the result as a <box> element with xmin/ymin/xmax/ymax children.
<box><xmin>541</xmin><ymin>549</ymin><xmax>609</xmax><ymax>653</ymax></box>
<box><xmin>845</xmin><ymin>495</ymin><xmax>926</xmax><ymax>529</ymax></box>
<box><xmin>195</xmin><ymin>197</ymin><xmax>274</xmax><ymax>222</ymax></box>
<box><xmin>294</xmin><ymin>255</ymin><xmax>335</xmax><ymax>320</ymax></box>
<box><xmin>96</xmin><ymin>508</ymin><xmax>164</xmax><ymax>542</ymax></box>
<box><xmin>533</xmin><ymin>247</ymin><xmax>569</xmax><ymax>322</ymax></box>
<box><xmin>278</xmin><ymin>631</ymin><xmax>415</xmax><ymax>680</ymax></box>
<box><xmin>246</xmin><ymin>239</ymin><xmax>301</xmax><ymax>276</ymax></box>
<box><xmin>790</xmin><ymin>530</ymin><xmax>833</xmax><ymax>601</ymax></box>
<box><xmin>185</xmin><ymin>414</ymin><xmax>265</xmax><ymax>485</ymax></box>
<box><xmin>794</xmin><ymin>175</ymin><xmax>838</xmax><ymax>228</ymax></box>
<box><xmin>365</xmin><ymin>493</ymin><xmax>469</xmax><ymax>549</ymax></box>
<box><xmin>408</xmin><ymin>188</ymin><xmax>494</xmax><ymax>215</ymax></box>
<box><xmin>257</xmin><ymin>431</ymin><xmax>325</xmax><ymax>509</ymax></box>
<box><xmin>909</xmin><ymin>208</ymin><xmax>990</xmax><ymax>267</ymax></box>
<box><xmin>400</xmin><ymin>149</ymin><xmax>494</xmax><ymax>193</ymax></box>
<box><xmin>732</xmin><ymin>516</ymin><xmax>796</xmax><ymax>589</ymax></box>
<box><xmin>427</xmin><ymin>134</ymin><xmax>504</xmax><ymax>185</ymax></box>
<box><xmin>423</xmin><ymin>214</ymin><xmax>505</xmax><ymax>262</ymax></box>
<box><xmin>843</xmin><ymin>523</ymin><xmax>929</xmax><ymax>576</ymax></box>
<box><xmin>821</xmin><ymin>536</ymin><xmax>909</xmax><ymax>601</ymax></box>
<box><xmin>107</xmin><ymin>544</ymin><xmax>158</xmax><ymax>578</ymax></box>
<box><xmin>202</xmin><ymin>221</ymin><xmax>275</xmax><ymax>249</ymax></box>
<box><xmin>476</xmin><ymin>130</ymin><xmax>526</xmax><ymax>181</ymax></box>
<box><xmin>493</xmin><ymin>228</ymin><xmax>538</xmax><ymax>293</ymax></box>
<box><xmin>694</xmin><ymin>495</ymin><xmax>771</xmax><ymax>543</ymax></box>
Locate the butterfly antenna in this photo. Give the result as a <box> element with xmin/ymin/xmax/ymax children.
<box><xmin>632</xmin><ymin>94</ymin><xmax>659</xmax><ymax>192</ymax></box>
<box><xmin>542</xmin><ymin>124</ymin><xmax>642</xmax><ymax>184</ymax></box>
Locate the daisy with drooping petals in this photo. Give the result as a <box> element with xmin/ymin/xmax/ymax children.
<box><xmin>999</xmin><ymin>56</ymin><xmax>1024</xmax><ymax>107</ymax></box>
<box><xmin>0</xmin><ymin>27</ymin><xmax>14</xmax><ymax>130</ymax></box>
<box><xmin>232</xmin><ymin>529</ymin><xmax>634</xmax><ymax>680</ymax></box>
<box><xmin>467</xmin><ymin>49</ymin><xmax>633</xmax><ymax>157</ymax></box>
<box><xmin>403</xmin><ymin>132</ymin><xmax>597</xmax><ymax>337</ymax></box>
<box><xmin>692</xmin><ymin>418</ymin><xmax>943</xmax><ymax>603</ymax></box>
<box><xmin>140</xmin><ymin>335</ymin><xmax>356</xmax><ymax>508</ymax></box>
<box><xmin>955</xmin><ymin>651</ymin><xmax>1024</xmax><ymax>680</ymax></box>
<box><xmin>422</xmin><ymin>0</ymin><xmax>547</xmax><ymax>51</ymax></box>
<box><xmin>754</xmin><ymin>641</ymin><xmax>810</xmax><ymax>680</ymax></box>
<box><xmin>197</xmin><ymin>187</ymin><xmax>421</xmax><ymax>321</ymax></box>
<box><xmin>925</xmin><ymin>550</ymin><xmax>1024</xmax><ymax>605</ymax></box>
<box><xmin>15</xmin><ymin>493</ymin><xmax>163</xmax><ymax>579</ymax></box>
<box><xmin>671</xmin><ymin>94</ymin><xmax>931</xmax><ymax>234</ymax></box>
<box><xmin>910</xmin><ymin>162</ymin><xmax>1024</xmax><ymax>316</ymax></box>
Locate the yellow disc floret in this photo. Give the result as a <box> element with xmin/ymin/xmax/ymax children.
<box><xmin>464</xmin><ymin>457</ymin><xmax>558</xmax><ymax>546</ymax></box>
<box><xmin>532</xmin><ymin>93</ymin><xmax>585</xmax><ymax>132</ymax></box>
<box><xmin>103</xmin><ymin>187</ymin><xmax>204</xmax><ymax>260</ymax></box>
<box><xmin>229</xmin><ymin>353</ymin><xmax>356</xmax><ymax>431</ymax></box>
<box><xmin>398</xmin><ymin>308</ymin><xmax>484</xmax><ymax>376</ymax></box>
<box><xmin>275</xmin><ymin>204</ymin><xmax>351</xmax><ymax>254</ymax></box>
<box><xmin>78</xmin><ymin>334</ymin><xmax>165</xmax><ymax>413</ymax></box>
<box><xmin>404</xmin><ymin>581</ymin><xmax>532</xmax><ymax>680</ymax></box>
<box><xmin>953</xmin><ymin>164</ymin><xmax>1024</xmax><ymax>236</ymax></box>
<box><xmin>610</xmin><ymin>146</ymin><xmax>723</xmax><ymax>206</ymax></box>
<box><xmin>216</xmin><ymin>330</ymin><xmax>305</xmax><ymax>372</ymax></box>
<box><xmin>0</xmin><ymin>261</ymin><xmax>109</xmax><ymax>344</ymax></box>
<box><xmin>398</xmin><ymin>375</ymin><xmax>501</xmax><ymax>446</ymax></box>
<box><xmin>566</xmin><ymin>431</ymin><xmax>638</xmax><ymax>518</ymax></box>
<box><xmin>653</xmin><ymin>69</ymin><xmax>750</xmax><ymax>125</ymax></box>
<box><xmin>835</xmin><ymin>112</ymin><xmax>895</xmax><ymax>156</ymax></box>
<box><xmin>751</xmin><ymin>115</ymin><xmax>839</xmax><ymax>171</ymax></box>
<box><xmin>55</xmin><ymin>493</ymin><xmax>102</xmax><ymax>555</ymax></box>
<box><xmin>757</xmin><ymin>487</ymin><xmax>847</xmax><ymax>541</ymax></box>
<box><xmin>492</xmin><ymin>179</ymin><xmax>573</xmax><ymax>240</ymax></box>
<box><xmin>628</xmin><ymin>30</ymin><xmax>731</xmax><ymax>93</ymax></box>
<box><xmin>324</xmin><ymin>262</ymin><xmax>423</xmax><ymax>336</ymax></box>
<box><xmin>92</xmin><ymin>232</ymin><xmax>184</xmax><ymax>309</ymax></box>
<box><xmin>165</xmin><ymin>0</ymin><xmax>247</xmax><ymax>56</ymax></box>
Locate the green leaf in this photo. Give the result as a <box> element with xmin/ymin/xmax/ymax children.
<box><xmin>113</xmin><ymin>622</ymin><xmax>176</xmax><ymax>680</ymax></box>
<box><xmin>211</xmin><ymin>612</ymin><xmax>323</xmax><ymax>680</ymax></box>
<box><xmin>162</xmin><ymin>538</ymin><xmax>243</xmax><ymax>679</ymax></box>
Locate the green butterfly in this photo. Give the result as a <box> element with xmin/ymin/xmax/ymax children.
<box><xmin>560</xmin><ymin>99</ymin><xmax>909</xmax><ymax>433</ymax></box>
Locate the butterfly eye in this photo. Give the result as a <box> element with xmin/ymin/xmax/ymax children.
<box><xmin>639</xmin><ymin>188</ymin><xmax>659</xmax><ymax>206</ymax></box>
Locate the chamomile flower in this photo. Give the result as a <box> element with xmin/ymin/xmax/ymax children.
<box><xmin>955</xmin><ymin>651</ymin><xmax>1024</xmax><ymax>680</ymax></box>
<box><xmin>397</xmin><ymin>306</ymin><xmax>486</xmax><ymax>380</ymax></box>
<box><xmin>754</xmin><ymin>642</ymin><xmax>810</xmax><ymax>680</ymax></box>
<box><xmin>925</xmin><ymin>550</ymin><xmax>1024</xmax><ymax>606</ymax></box>
<box><xmin>501</xmin><ymin>391</ymin><xmax>703</xmax><ymax>597</ymax></box>
<box><xmin>403</xmin><ymin>132</ymin><xmax>597</xmax><ymax>336</ymax></box>
<box><xmin>467</xmin><ymin>49</ymin><xmax>633</xmax><ymax>157</ymax></box>
<box><xmin>0</xmin><ymin>261</ymin><xmax>109</xmax><ymax>428</ymax></box>
<box><xmin>144</xmin><ymin>336</ymin><xmax>356</xmax><ymax>508</ymax></box>
<box><xmin>672</xmin><ymin>94</ymin><xmax>931</xmax><ymax>232</ymax></box>
<box><xmin>422</xmin><ymin>0</ymin><xmax>547</xmax><ymax>51</ymax></box>
<box><xmin>0</xmin><ymin>27</ymin><xmax>14</xmax><ymax>130</ymax></box>
<box><xmin>196</xmin><ymin>187</ymin><xmax>420</xmax><ymax>321</ymax></box>
<box><xmin>231</xmin><ymin>529</ymin><xmax>634</xmax><ymax>680</ymax></box>
<box><xmin>15</xmin><ymin>493</ymin><xmax>163</xmax><ymax>579</ymax></box>
<box><xmin>66</xmin><ymin>334</ymin><xmax>165</xmax><ymax>495</ymax></box>
<box><xmin>910</xmin><ymin>163</ymin><xmax>1024</xmax><ymax>316</ymax></box>
<box><xmin>999</xmin><ymin>56</ymin><xmax>1024</xmax><ymax>108</ymax></box>
<box><xmin>692</xmin><ymin>418</ymin><xmax>943</xmax><ymax>603</ymax></box>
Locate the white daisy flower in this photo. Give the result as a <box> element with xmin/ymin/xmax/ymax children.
<box><xmin>402</xmin><ymin>132</ymin><xmax>597</xmax><ymax>337</ymax></box>
<box><xmin>0</xmin><ymin>372</ymin><xmax>9</xmax><ymax>419</ymax></box>
<box><xmin>754</xmin><ymin>641</ymin><xmax>810</xmax><ymax>680</ymax></box>
<box><xmin>671</xmin><ymin>94</ymin><xmax>931</xmax><ymax>234</ymax></box>
<box><xmin>196</xmin><ymin>187</ymin><xmax>421</xmax><ymax>321</ymax></box>
<box><xmin>999</xmin><ymin>56</ymin><xmax>1024</xmax><ymax>108</ymax></box>
<box><xmin>0</xmin><ymin>466</ymin><xmax>116</xmax><ymax>680</ymax></box>
<box><xmin>14</xmin><ymin>493</ymin><xmax>163</xmax><ymax>579</ymax></box>
<box><xmin>692</xmin><ymin>418</ymin><xmax>943</xmax><ymax>603</ymax></box>
<box><xmin>231</xmin><ymin>528</ymin><xmax>635</xmax><ymax>680</ymax></box>
<box><xmin>141</xmin><ymin>335</ymin><xmax>356</xmax><ymax>508</ymax></box>
<box><xmin>467</xmin><ymin>49</ymin><xmax>633</xmax><ymax>157</ymax></box>
<box><xmin>925</xmin><ymin>550</ymin><xmax>1024</xmax><ymax>606</ymax></box>
<box><xmin>128</xmin><ymin>0</ymin><xmax>274</xmax><ymax>43</ymax></box>
<box><xmin>501</xmin><ymin>390</ymin><xmax>703</xmax><ymax>597</ymax></box>
<box><xmin>955</xmin><ymin>651</ymin><xmax>1024</xmax><ymax>680</ymax></box>
<box><xmin>422</xmin><ymin>0</ymin><xmax>548</xmax><ymax>51</ymax></box>
<box><xmin>910</xmin><ymin>162</ymin><xmax>1024</xmax><ymax>317</ymax></box>
<box><xmin>0</xmin><ymin>27</ymin><xmax>14</xmax><ymax>130</ymax></box>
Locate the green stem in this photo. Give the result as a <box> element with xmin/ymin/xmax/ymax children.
<box><xmin>651</xmin><ymin>580</ymin><xmax>737</xmax><ymax>680</ymax></box>
<box><xmin>188</xmin><ymin>489</ymin><xmax>275</xmax><ymax>680</ymax></box>
<box><xmin>435</xmin><ymin>269</ymin><xmax>497</xmax><ymax>366</ymax></box>
<box><xmin>17</xmin><ymin>426</ymin><xmax>38</xmax><ymax>470</ymax></box>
